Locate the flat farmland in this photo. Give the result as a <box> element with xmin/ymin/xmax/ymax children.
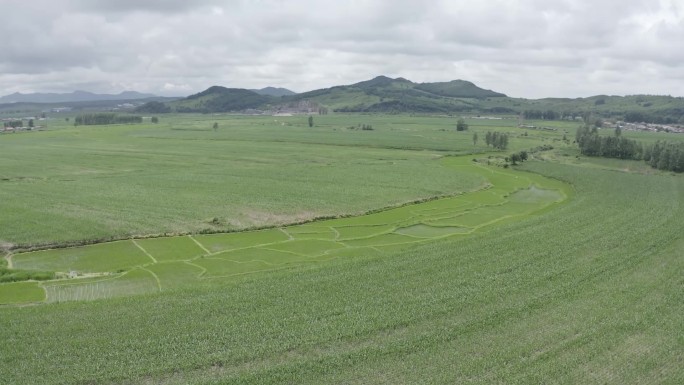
<box><xmin>6</xmin><ymin>156</ymin><xmax>569</xmax><ymax>304</ymax></box>
<box><xmin>0</xmin><ymin>115</ymin><xmax>511</xmax><ymax>247</ymax></box>
<box><xmin>1</xmin><ymin>114</ymin><xmax>682</xmax><ymax>384</ymax></box>
<box><xmin>0</xmin><ymin>159</ymin><xmax>681</xmax><ymax>384</ymax></box>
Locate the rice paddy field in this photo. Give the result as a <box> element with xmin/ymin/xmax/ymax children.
<box><xmin>0</xmin><ymin>114</ymin><xmax>682</xmax><ymax>384</ymax></box>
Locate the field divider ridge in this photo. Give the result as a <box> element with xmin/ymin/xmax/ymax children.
<box><xmin>131</xmin><ymin>239</ymin><xmax>157</xmax><ymax>263</ymax></box>
<box><xmin>278</xmin><ymin>228</ymin><xmax>294</xmax><ymax>240</ymax></box>
<box><xmin>140</xmin><ymin>267</ymin><xmax>162</xmax><ymax>292</ymax></box>
<box><xmin>5</xmin><ymin>252</ymin><xmax>13</xmax><ymax>269</ymax></box>
<box><xmin>188</xmin><ymin>235</ymin><xmax>211</xmax><ymax>254</ymax></box>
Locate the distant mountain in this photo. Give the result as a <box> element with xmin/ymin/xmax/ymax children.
<box><xmin>250</xmin><ymin>87</ymin><xmax>296</xmax><ymax>97</ymax></box>
<box><xmin>164</xmin><ymin>76</ymin><xmax>509</xmax><ymax>114</ymax></box>
<box><xmin>170</xmin><ymin>86</ymin><xmax>271</xmax><ymax>113</ymax></box>
<box><xmin>144</xmin><ymin>76</ymin><xmax>684</xmax><ymax>124</ymax></box>
<box><xmin>0</xmin><ymin>90</ymin><xmax>158</xmax><ymax>104</ymax></box>
<box><xmin>414</xmin><ymin>80</ymin><xmax>506</xmax><ymax>98</ymax></box>
<box><xmin>287</xmin><ymin>75</ymin><xmax>507</xmax><ymax>113</ymax></box>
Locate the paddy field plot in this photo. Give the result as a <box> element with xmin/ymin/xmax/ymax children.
<box><xmin>4</xmin><ymin>155</ymin><xmax>568</xmax><ymax>304</ymax></box>
<box><xmin>0</xmin><ymin>281</ymin><xmax>45</xmax><ymax>304</ymax></box>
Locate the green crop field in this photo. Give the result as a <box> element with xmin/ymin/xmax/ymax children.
<box><xmin>0</xmin><ymin>113</ymin><xmax>682</xmax><ymax>384</ymax></box>
<box><xmin>6</xmin><ymin>156</ymin><xmax>568</xmax><ymax>304</ymax></box>
<box><xmin>0</xmin><ymin>114</ymin><xmax>513</xmax><ymax>248</ymax></box>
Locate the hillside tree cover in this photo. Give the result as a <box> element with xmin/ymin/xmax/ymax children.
<box><xmin>135</xmin><ymin>101</ymin><xmax>171</xmax><ymax>114</ymax></box>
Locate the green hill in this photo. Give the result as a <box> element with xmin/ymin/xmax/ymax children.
<box><xmin>250</xmin><ymin>87</ymin><xmax>297</xmax><ymax>97</ymax></box>
<box><xmin>150</xmin><ymin>77</ymin><xmax>684</xmax><ymax>123</ymax></box>
<box><xmin>169</xmin><ymin>86</ymin><xmax>272</xmax><ymax>113</ymax></box>
<box><xmin>415</xmin><ymin>79</ymin><xmax>506</xmax><ymax>98</ymax></box>
<box><xmin>288</xmin><ymin>76</ymin><xmax>505</xmax><ymax>113</ymax></box>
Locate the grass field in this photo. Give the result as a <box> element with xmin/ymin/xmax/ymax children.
<box><xmin>0</xmin><ymin>113</ymin><xmax>682</xmax><ymax>384</ymax></box>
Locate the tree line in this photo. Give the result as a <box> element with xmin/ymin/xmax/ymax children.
<box><xmin>3</xmin><ymin>120</ymin><xmax>27</xmax><ymax>128</ymax></box>
<box><xmin>644</xmin><ymin>141</ymin><xmax>684</xmax><ymax>172</ymax></box>
<box><xmin>576</xmin><ymin>125</ymin><xmax>683</xmax><ymax>172</ymax></box>
<box><xmin>485</xmin><ymin>131</ymin><xmax>509</xmax><ymax>150</ymax></box>
<box><xmin>74</xmin><ymin>113</ymin><xmax>143</xmax><ymax>126</ymax></box>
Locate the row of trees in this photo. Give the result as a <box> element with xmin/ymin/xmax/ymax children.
<box><xmin>644</xmin><ymin>141</ymin><xmax>684</xmax><ymax>172</ymax></box>
<box><xmin>575</xmin><ymin>125</ymin><xmax>642</xmax><ymax>159</ymax></box>
<box><xmin>508</xmin><ymin>150</ymin><xmax>528</xmax><ymax>165</ymax></box>
<box><xmin>576</xmin><ymin>125</ymin><xmax>683</xmax><ymax>172</ymax></box>
<box><xmin>74</xmin><ymin>113</ymin><xmax>143</xmax><ymax>126</ymax></box>
<box><xmin>522</xmin><ymin>110</ymin><xmax>559</xmax><ymax>120</ymax></box>
<box><xmin>3</xmin><ymin>120</ymin><xmax>32</xmax><ymax>128</ymax></box>
<box><xmin>485</xmin><ymin>131</ymin><xmax>509</xmax><ymax>150</ymax></box>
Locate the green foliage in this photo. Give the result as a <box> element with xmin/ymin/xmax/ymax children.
<box><xmin>4</xmin><ymin>120</ymin><xmax>23</xmax><ymax>128</ymax></box>
<box><xmin>413</xmin><ymin>79</ymin><xmax>506</xmax><ymax>98</ymax></box>
<box><xmin>456</xmin><ymin>117</ymin><xmax>468</xmax><ymax>131</ymax></box>
<box><xmin>134</xmin><ymin>101</ymin><xmax>171</xmax><ymax>114</ymax></box>
<box><xmin>575</xmin><ymin>126</ymin><xmax>683</xmax><ymax>172</ymax></box>
<box><xmin>172</xmin><ymin>86</ymin><xmax>270</xmax><ymax>113</ymax></box>
<box><xmin>484</xmin><ymin>131</ymin><xmax>509</xmax><ymax>149</ymax></box>
<box><xmin>509</xmin><ymin>150</ymin><xmax>528</xmax><ymax>165</ymax></box>
<box><xmin>308</xmin><ymin>115</ymin><xmax>313</xmax><ymax>127</ymax></box>
<box><xmin>644</xmin><ymin>141</ymin><xmax>684</xmax><ymax>172</ymax></box>
<box><xmin>522</xmin><ymin>109</ymin><xmax>559</xmax><ymax>120</ymax></box>
<box><xmin>74</xmin><ymin>113</ymin><xmax>143</xmax><ymax>126</ymax></box>
<box><xmin>576</xmin><ymin>125</ymin><xmax>643</xmax><ymax>160</ymax></box>
<box><xmin>150</xmin><ymin>116</ymin><xmax>159</xmax><ymax>123</ymax></box>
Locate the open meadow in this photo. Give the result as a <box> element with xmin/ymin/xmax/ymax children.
<box><xmin>0</xmin><ymin>114</ymin><xmax>682</xmax><ymax>384</ymax></box>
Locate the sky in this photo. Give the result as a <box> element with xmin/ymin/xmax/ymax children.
<box><xmin>0</xmin><ymin>0</ymin><xmax>682</xmax><ymax>98</ymax></box>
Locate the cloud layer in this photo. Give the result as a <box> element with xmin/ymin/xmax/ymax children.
<box><xmin>1</xmin><ymin>0</ymin><xmax>682</xmax><ymax>98</ymax></box>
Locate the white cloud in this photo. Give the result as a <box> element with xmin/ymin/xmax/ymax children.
<box><xmin>0</xmin><ymin>0</ymin><xmax>682</xmax><ymax>98</ymax></box>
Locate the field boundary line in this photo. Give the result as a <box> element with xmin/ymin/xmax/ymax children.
<box><xmin>188</xmin><ymin>235</ymin><xmax>211</xmax><ymax>254</ymax></box>
<box><xmin>203</xmin><ymin>256</ymin><xmax>283</xmax><ymax>267</ymax></box>
<box><xmin>140</xmin><ymin>267</ymin><xmax>162</xmax><ymax>292</ymax></box>
<box><xmin>278</xmin><ymin>228</ymin><xmax>294</xmax><ymax>240</ymax></box>
<box><xmin>200</xmin><ymin>265</ymin><xmax>290</xmax><ymax>280</ymax></box>
<box><xmin>42</xmin><ymin>273</ymin><xmax>125</xmax><ymax>287</ymax></box>
<box><xmin>258</xmin><ymin>247</ymin><xmax>313</xmax><ymax>258</ymax></box>
<box><xmin>206</xmin><ymin>240</ymin><xmax>292</xmax><ymax>257</ymax></box>
<box><xmin>132</xmin><ymin>240</ymin><xmax>157</xmax><ymax>263</ymax></box>
<box><xmin>329</xmin><ymin>227</ymin><xmax>341</xmax><ymax>240</ymax></box>
<box><xmin>184</xmin><ymin>261</ymin><xmax>208</xmax><ymax>277</ymax></box>
<box><xmin>40</xmin><ymin>284</ymin><xmax>48</xmax><ymax>303</ymax></box>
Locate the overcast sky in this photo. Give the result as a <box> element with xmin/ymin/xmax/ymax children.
<box><xmin>1</xmin><ymin>0</ymin><xmax>682</xmax><ymax>98</ymax></box>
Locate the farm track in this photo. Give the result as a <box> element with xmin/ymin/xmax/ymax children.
<box><xmin>2</xmin><ymin>156</ymin><xmax>570</xmax><ymax>304</ymax></box>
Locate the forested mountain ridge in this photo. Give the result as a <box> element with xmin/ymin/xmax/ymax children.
<box><xmin>145</xmin><ymin>76</ymin><xmax>684</xmax><ymax>124</ymax></box>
